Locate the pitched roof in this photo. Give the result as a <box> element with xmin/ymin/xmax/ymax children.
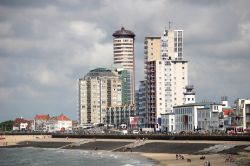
<box><xmin>57</xmin><ymin>114</ymin><xmax>70</xmax><ymax>121</ymax></box>
<box><xmin>35</xmin><ymin>114</ymin><xmax>50</xmax><ymax>120</ymax></box>
<box><xmin>14</xmin><ymin>118</ymin><xmax>30</xmax><ymax>125</ymax></box>
<box><xmin>223</xmin><ymin>109</ymin><xmax>235</xmax><ymax>116</ymax></box>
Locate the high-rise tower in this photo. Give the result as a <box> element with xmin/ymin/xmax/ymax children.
<box><xmin>144</xmin><ymin>28</ymin><xmax>188</xmax><ymax>129</ymax></box>
<box><xmin>78</xmin><ymin>68</ymin><xmax>122</xmax><ymax>125</ymax></box>
<box><xmin>112</xmin><ymin>27</ymin><xmax>135</xmax><ymax>105</ymax></box>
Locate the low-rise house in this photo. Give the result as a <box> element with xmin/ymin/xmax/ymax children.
<box><xmin>13</xmin><ymin>118</ymin><xmax>31</xmax><ymax>131</ymax></box>
<box><xmin>34</xmin><ymin>114</ymin><xmax>50</xmax><ymax>132</ymax></box>
<box><xmin>223</xmin><ymin>108</ymin><xmax>235</xmax><ymax>126</ymax></box>
<box><xmin>56</xmin><ymin>114</ymin><xmax>72</xmax><ymax>132</ymax></box>
<box><xmin>161</xmin><ymin>113</ymin><xmax>175</xmax><ymax>132</ymax></box>
<box><xmin>174</xmin><ymin>102</ymin><xmax>223</xmax><ymax>132</ymax></box>
<box><xmin>33</xmin><ymin>114</ymin><xmax>72</xmax><ymax>133</ymax></box>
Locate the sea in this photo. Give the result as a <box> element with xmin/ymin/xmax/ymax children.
<box><xmin>0</xmin><ymin>147</ymin><xmax>157</xmax><ymax>166</ymax></box>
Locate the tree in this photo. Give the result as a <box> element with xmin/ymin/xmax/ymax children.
<box><xmin>0</xmin><ymin>120</ymin><xmax>14</xmax><ymax>131</ymax></box>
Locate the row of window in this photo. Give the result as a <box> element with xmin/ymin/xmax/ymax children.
<box><xmin>175</xmin><ymin>116</ymin><xmax>192</xmax><ymax>123</ymax></box>
<box><xmin>175</xmin><ymin>107</ymin><xmax>193</xmax><ymax>114</ymax></box>
<box><xmin>114</xmin><ymin>39</ymin><xmax>133</xmax><ymax>42</ymax></box>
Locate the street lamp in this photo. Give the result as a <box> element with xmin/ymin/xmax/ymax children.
<box><xmin>204</xmin><ymin>118</ymin><xmax>207</xmax><ymax>130</ymax></box>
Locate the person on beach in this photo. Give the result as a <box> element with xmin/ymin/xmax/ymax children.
<box><xmin>176</xmin><ymin>154</ymin><xmax>178</xmax><ymax>160</ymax></box>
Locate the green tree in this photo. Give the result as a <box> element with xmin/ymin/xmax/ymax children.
<box><xmin>0</xmin><ymin>120</ymin><xmax>14</xmax><ymax>131</ymax></box>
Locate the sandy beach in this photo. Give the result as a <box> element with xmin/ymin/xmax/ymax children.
<box><xmin>141</xmin><ymin>153</ymin><xmax>238</xmax><ymax>166</ymax></box>
<box><xmin>0</xmin><ymin>135</ymin><xmax>51</xmax><ymax>146</ymax></box>
<box><xmin>1</xmin><ymin>135</ymin><xmax>250</xmax><ymax>166</ymax></box>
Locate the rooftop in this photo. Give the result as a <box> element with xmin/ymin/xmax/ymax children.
<box><xmin>174</xmin><ymin>102</ymin><xmax>223</xmax><ymax>108</ymax></box>
<box><xmin>85</xmin><ymin>68</ymin><xmax>117</xmax><ymax>78</ymax></box>
<box><xmin>35</xmin><ymin>114</ymin><xmax>50</xmax><ymax>120</ymax></box>
<box><xmin>112</xmin><ymin>27</ymin><xmax>135</xmax><ymax>38</ymax></box>
<box><xmin>57</xmin><ymin>114</ymin><xmax>70</xmax><ymax>121</ymax></box>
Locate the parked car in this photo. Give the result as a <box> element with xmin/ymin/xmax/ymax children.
<box><xmin>132</xmin><ymin>130</ymin><xmax>139</xmax><ymax>134</ymax></box>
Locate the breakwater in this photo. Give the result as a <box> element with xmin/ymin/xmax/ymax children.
<box><xmin>51</xmin><ymin>134</ymin><xmax>250</xmax><ymax>141</ymax></box>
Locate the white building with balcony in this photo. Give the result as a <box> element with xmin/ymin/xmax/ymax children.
<box><xmin>235</xmin><ymin>99</ymin><xmax>250</xmax><ymax>130</ymax></box>
<box><xmin>174</xmin><ymin>102</ymin><xmax>223</xmax><ymax>132</ymax></box>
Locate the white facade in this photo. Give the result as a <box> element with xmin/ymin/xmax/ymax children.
<box><xmin>57</xmin><ymin>120</ymin><xmax>72</xmax><ymax>132</ymax></box>
<box><xmin>184</xmin><ymin>85</ymin><xmax>196</xmax><ymax>104</ymax></box>
<box><xmin>174</xmin><ymin>102</ymin><xmax>223</xmax><ymax>132</ymax></box>
<box><xmin>144</xmin><ymin>28</ymin><xmax>188</xmax><ymax>129</ymax></box>
<box><xmin>235</xmin><ymin>99</ymin><xmax>250</xmax><ymax>130</ymax></box>
<box><xmin>161</xmin><ymin>113</ymin><xmax>175</xmax><ymax>132</ymax></box>
<box><xmin>20</xmin><ymin>123</ymin><xmax>28</xmax><ymax>130</ymax></box>
<box><xmin>171</xmin><ymin>60</ymin><xmax>188</xmax><ymax>107</ymax></box>
<box><xmin>145</xmin><ymin>60</ymin><xmax>165</xmax><ymax>128</ymax></box>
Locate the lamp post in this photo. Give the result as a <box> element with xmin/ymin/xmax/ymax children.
<box><xmin>204</xmin><ymin>118</ymin><xmax>207</xmax><ymax>130</ymax></box>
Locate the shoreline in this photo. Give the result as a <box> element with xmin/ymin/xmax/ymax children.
<box><xmin>1</xmin><ymin>135</ymin><xmax>250</xmax><ymax>166</ymax></box>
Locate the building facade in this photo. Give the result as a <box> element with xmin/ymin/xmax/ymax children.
<box><xmin>145</xmin><ymin>60</ymin><xmax>165</xmax><ymax>128</ymax></box>
<box><xmin>106</xmin><ymin>105</ymin><xmax>135</xmax><ymax>128</ymax></box>
<box><xmin>33</xmin><ymin>114</ymin><xmax>72</xmax><ymax>132</ymax></box>
<box><xmin>78</xmin><ymin>68</ymin><xmax>122</xmax><ymax>125</ymax></box>
<box><xmin>174</xmin><ymin>102</ymin><xmax>223</xmax><ymax>132</ymax></box>
<box><xmin>114</xmin><ymin>68</ymin><xmax>131</xmax><ymax>105</ymax></box>
<box><xmin>137</xmin><ymin>80</ymin><xmax>147</xmax><ymax>128</ymax></box>
<box><xmin>235</xmin><ymin>99</ymin><xmax>250</xmax><ymax>130</ymax></box>
<box><xmin>113</xmin><ymin>27</ymin><xmax>136</xmax><ymax>105</ymax></box>
<box><xmin>143</xmin><ymin>28</ymin><xmax>188</xmax><ymax>129</ymax></box>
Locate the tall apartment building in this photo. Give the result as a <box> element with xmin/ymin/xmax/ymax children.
<box><xmin>144</xmin><ymin>28</ymin><xmax>188</xmax><ymax>129</ymax></box>
<box><xmin>78</xmin><ymin>68</ymin><xmax>122</xmax><ymax>125</ymax></box>
<box><xmin>113</xmin><ymin>27</ymin><xmax>136</xmax><ymax>105</ymax></box>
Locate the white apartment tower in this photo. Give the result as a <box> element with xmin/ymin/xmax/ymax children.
<box><xmin>112</xmin><ymin>27</ymin><xmax>136</xmax><ymax>105</ymax></box>
<box><xmin>144</xmin><ymin>28</ymin><xmax>188</xmax><ymax>129</ymax></box>
<box><xmin>78</xmin><ymin>68</ymin><xmax>122</xmax><ymax>125</ymax></box>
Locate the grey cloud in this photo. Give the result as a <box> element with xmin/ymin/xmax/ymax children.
<box><xmin>0</xmin><ymin>0</ymin><xmax>250</xmax><ymax>121</ymax></box>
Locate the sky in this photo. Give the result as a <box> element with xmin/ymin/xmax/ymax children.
<box><xmin>0</xmin><ymin>0</ymin><xmax>250</xmax><ymax>122</ymax></box>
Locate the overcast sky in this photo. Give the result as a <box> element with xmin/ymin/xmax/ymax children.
<box><xmin>0</xmin><ymin>0</ymin><xmax>249</xmax><ymax>122</ymax></box>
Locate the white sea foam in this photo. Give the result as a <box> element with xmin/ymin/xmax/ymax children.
<box><xmin>0</xmin><ymin>148</ymin><xmax>157</xmax><ymax>166</ymax></box>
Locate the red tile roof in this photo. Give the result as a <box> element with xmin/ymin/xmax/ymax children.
<box><xmin>223</xmin><ymin>109</ymin><xmax>234</xmax><ymax>116</ymax></box>
<box><xmin>57</xmin><ymin>114</ymin><xmax>70</xmax><ymax>121</ymax></box>
<box><xmin>14</xmin><ymin>118</ymin><xmax>30</xmax><ymax>126</ymax></box>
<box><xmin>35</xmin><ymin>114</ymin><xmax>50</xmax><ymax>120</ymax></box>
